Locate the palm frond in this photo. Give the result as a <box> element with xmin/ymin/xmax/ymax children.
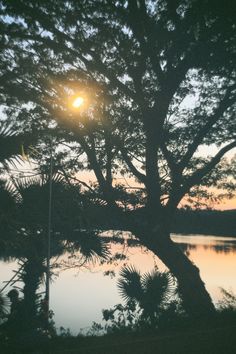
<box><xmin>0</xmin><ymin>179</ymin><xmax>19</xmax><ymax>243</ymax></box>
<box><xmin>8</xmin><ymin>174</ymin><xmax>69</xmax><ymax>226</ymax></box>
<box><xmin>0</xmin><ymin>179</ymin><xmax>18</xmax><ymax>209</ymax></box>
<box><xmin>74</xmin><ymin>231</ymin><xmax>110</xmax><ymax>262</ymax></box>
<box><xmin>117</xmin><ymin>265</ymin><xmax>143</xmax><ymax>303</ymax></box>
<box><xmin>11</xmin><ymin>173</ymin><xmax>65</xmax><ymax>195</ymax></box>
<box><xmin>0</xmin><ymin>293</ymin><xmax>9</xmax><ymax>319</ymax></box>
<box><xmin>0</xmin><ymin>122</ymin><xmax>30</xmax><ymax>165</ymax></box>
<box><xmin>142</xmin><ymin>270</ymin><xmax>174</xmax><ymax>307</ymax></box>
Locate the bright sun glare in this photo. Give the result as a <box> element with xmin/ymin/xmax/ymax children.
<box><xmin>72</xmin><ymin>96</ymin><xmax>84</xmax><ymax>108</ymax></box>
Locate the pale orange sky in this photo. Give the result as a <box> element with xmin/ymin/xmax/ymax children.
<box><xmin>77</xmin><ymin>170</ymin><xmax>236</xmax><ymax>211</ymax></box>
<box><xmin>8</xmin><ymin>145</ymin><xmax>235</xmax><ymax>210</ymax></box>
<box><xmin>74</xmin><ymin>143</ymin><xmax>236</xmax><ymax>210</ymax></box>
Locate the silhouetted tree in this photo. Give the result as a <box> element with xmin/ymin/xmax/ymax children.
<box><xmin>0</xmin><ymin>0</ymin><xmax>236</xmax><ymax>317</ymax></box>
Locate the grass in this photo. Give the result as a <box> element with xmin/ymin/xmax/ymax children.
<box><xmin>2</xmin><ymin>313</ymin><xmax>236</xmax><ymax>354</ymax></box>
<box><xmin>49</xmin><ymin>325</ymin><xmax>236</xmax><ymax>354</ymax></box>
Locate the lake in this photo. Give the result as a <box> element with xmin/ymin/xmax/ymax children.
<box><xmin>1</xmin><ymin>233</ymin><xmax>236</xmax><ymax>334</ymax></box>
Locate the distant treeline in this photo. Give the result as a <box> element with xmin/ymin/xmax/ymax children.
<box><xmin>172</xmin><ymin>209</ymin><xmax>236</xmax><ymax>237</ymax></box>
<box><xmin>86</xmin><ymin>205</ymin><xmax>236</xmax><ymax>237</ymax></box>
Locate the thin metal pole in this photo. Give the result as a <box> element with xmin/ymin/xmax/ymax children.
<box><xmin>45</xmin><ymin>138</ymin><xmax>53</xmax><ymax>323</ymax></box>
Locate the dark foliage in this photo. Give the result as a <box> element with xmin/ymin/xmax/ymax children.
<box><xmin>0</xmin><ymin>0</ymin><xmax>235</xmax><ymax>316</ymax></box>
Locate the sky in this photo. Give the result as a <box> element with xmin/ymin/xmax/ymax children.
<box><xmin>3</xmin><ymin>147</ymin><xmax>235</xmax><ymax>211</ymax></box>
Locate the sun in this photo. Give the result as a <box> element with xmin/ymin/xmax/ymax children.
<box><xmin>72</xmin><ymin>96</ymin><xmax>85</xmax><ymax>108</ymax></box>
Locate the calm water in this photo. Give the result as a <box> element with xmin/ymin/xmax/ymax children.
<box><xmin>1</xmin><ymin>233</ymin><xmax>236</xmax><ymax>334</ymax></box>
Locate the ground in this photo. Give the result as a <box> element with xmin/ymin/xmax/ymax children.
<box><xmin>2</xmin><ymin>322</ymin><xmax>236</xmax><ymax>354</ymax></box>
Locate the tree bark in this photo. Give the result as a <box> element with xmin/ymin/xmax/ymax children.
<box><xmin>21</xmin><ymin>257</ymin><xmax>44</xmax><ymax>329</ymax></box>
<box><xmin>130</xmin><ymin>223</ymin><xmax>216</xmax><ymax>318</ymax></box>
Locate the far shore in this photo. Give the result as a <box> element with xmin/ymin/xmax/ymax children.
<box><xmin>89</xmin><ymin>208</ymin><xmax>236</xmax><ymax>238</ymax></box>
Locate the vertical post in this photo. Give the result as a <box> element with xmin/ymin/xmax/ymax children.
<box><xmin>45</xmin><ymin>137</ymin><xmax>53</xmax><ymax>324</ymax></box>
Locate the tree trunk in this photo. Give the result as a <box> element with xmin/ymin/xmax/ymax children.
<box><xmin>21</xmin><ymin>257</ymin><xmax>44</xmax><ymax>329</ymax></box>
<box><xmin>132</xmin><ymin>225</ymin><xmax>215</xmax><ymax>318</ymax></box>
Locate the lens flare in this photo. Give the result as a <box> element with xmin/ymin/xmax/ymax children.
<box><xmin>72</xmin><ymin>96</ymin><xmax>84</xmax><ymax>108</ymax></box>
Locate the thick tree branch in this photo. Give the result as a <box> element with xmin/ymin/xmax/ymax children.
<box><xmin>149</xmin><ymin>54</ymin><xmax>192</xmax><ymax>140</ymax></box>
<box><xmin>145</xmin><ymin>130</ymin><xmax>162</xmax><ymax>213</ymax></box>
<box><xmin>160</xmin><ymin>142</ymin><xmax>179</xmax><ymax>176</ymax></box>
<box><xmin>105</xmin><ymin>135</ymin><xmax>113</xmax><ymax>187</ymax></box>
<box><xmin>117</xmin><ymin>143</ymin><xmax>147</xmax><ymax>185</ymax></box>
<box><xmin>183</xmin><ymin>140</ymin><xmax>236</xmax><ymax>193</ymax></box>
<box><xmin>179</xmin><ymin>88</ymin><xmax>236</xmax><ymax>171</ymax></box>
<box><xmin>166</xmin><ymin>140</ymin><xmax>236</xmax><ymax>211</ymax></box>
<box><xmin>58</xmin><ymin>169</ymin><xmax>95</xmax><ymax>193</ymax></box>
<box><xmin>126</xmin><ymin>0</ymin><xmax>164</xmax><ymax>85</ymax></box>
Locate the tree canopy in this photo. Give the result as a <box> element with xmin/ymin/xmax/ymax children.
<box><xmin>0</xmin><ymin>0</ymin><xmax>235</xmax><ymax>214</ymax></box>
<box><xmin>0</xmin><ymin>0</ymin><xmax>236</xmax><ymax>317</ymax></box>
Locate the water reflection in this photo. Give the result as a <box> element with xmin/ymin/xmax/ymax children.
<box><xmin>177</xmin><ymin>242</ymin><xmax>236</xmax><ymax>255</ymax></box>
<box><xmin>1</xmin><ymin>233</ymin><xmax>236</xmax><ymax>334</ymax></box>
<box><xmin>172</xmin><ymin>234</ymin><xmax>236</xmax><ymax>255</ymax></box>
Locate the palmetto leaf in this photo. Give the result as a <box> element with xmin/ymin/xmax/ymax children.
<box><xmin>0</xmin><ymin>292</ymin><xmax>9</xmax><ymax>319</ymax></box>
<box><xmin>142</xmin><ymin>271</ymin><xmax>175</xmax><ymax>309</ymax></box>
<box><xmin>73</xmin><ymin>231</ymin><xmax>109</xmax><ymax>262</ymax></box>
<box><xmin>117</xmin><ymin>265</ymin><xmax>143</xmax><ymax>303</ymax></box>
<box><xmin>10</xmin><ymin>173</ymin><xmax>65</xmax><ymax>199</ymax></box>
<box><xmin>0</xmin><ymin>179</ymin><xmax>18</xmax><ymax>211</ymax></box>
<box><xmin>0</xmin><ymin>122</ymin><xmax>32</xmax><ymax>167</ymax></box>
<box><xmin>7</xmin><ymin>174</ymin><xmax>71</xmax><ymax>228</ymax></box>
<box><xmin>0</xmin><ymin>179</ymin><xmax>20</xmax><ymax>242</ymax></box>
<box><xmin>117</xmin><ymin>266</ymin><xmax>176</xmax><ymax>319</ymax></box>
